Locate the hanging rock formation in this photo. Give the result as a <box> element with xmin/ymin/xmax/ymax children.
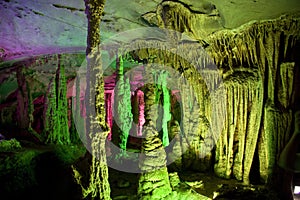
<box><xmin>206</xmin><ymin>14</ymin><xmax>299</xmax><ymax>183</ymax></box>
<box><xmin>214</xmin><ymin>69</ymin><xmax>263</xmax><ymax>183</ymax></box>
<box><xmin>142</xmin><ymin>0</ymin><xmax>224</xmax><ymax>41</ymax></box>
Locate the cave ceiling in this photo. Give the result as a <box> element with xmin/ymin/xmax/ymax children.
<box><xmin>0</xmin><ymin>0</ymin><xmax>299</xmax><ymax>96</ymax></box>
<box><xmin>0</xmin><ymin>0</ymin><xmax>299</xmax><ymax>61</ymax></box>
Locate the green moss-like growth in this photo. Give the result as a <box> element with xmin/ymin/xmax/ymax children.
<box><xmin>0</xmin><ymin>144</ymin><xmax>86</xmax><ymax>198</ymax></box>
<box><xmin>0</xmin><ymin>139</ymin><xmax>22</xmax><ymax>152</ymax></box>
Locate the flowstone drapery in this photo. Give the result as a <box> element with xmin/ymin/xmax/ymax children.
<box><xmin>206</xmin><ymin>15</ymin><xmax>299</xmax><ymax>183</ymax></box>
<box><xmin>214</xmin><ymin>69</ymin><xmax>263</xmax><ymax>183</ymax></box>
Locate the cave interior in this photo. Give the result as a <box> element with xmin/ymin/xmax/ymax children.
<box><xmin>0</xmin><ymin>0</ymin><xmax>300</xmax><ymax>200</ymax></box>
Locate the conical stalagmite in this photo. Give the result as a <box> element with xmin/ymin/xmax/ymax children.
<box><xmin>44</xmin><ymin>56</ymin><xmax>70</xmax><ymax>145</ymax></box>
<box><xmin>138</xmin><ymin>69</ymin><xmax>172</xmax><ymax>199</ymax></box>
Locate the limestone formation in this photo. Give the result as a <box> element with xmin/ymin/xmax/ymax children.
<box><xmin>138</xmin><ymin>79</ymin><xmax>172</xmax><ymax>199</ymax></box>
<box><xmin>126</xmin><ymin>13</ymin><xmax>300</xmax><ymax>184</ymax></box>
<box><xmin>114</xmin><ymin>55</ymin><xmax>133</xmax><ymax>154</ymax></box>
<box><xmin>72</xmin><ymin>0</ymin><xmax>111</xmax><ymax>199</ymax></box>
<box><xmin>44</xmin><ymin>56</ymin><xmax>70</xmax><ymax>145</ymax></box>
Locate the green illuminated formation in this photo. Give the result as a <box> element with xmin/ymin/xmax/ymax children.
<box><xmin>114</xmin><ymin>55</ymin><xmax>133</xmax><ymax>154</ymax></box>
<box><xmin>206</xmin><ymin>18</ymin><xmax>298</xmax><ymax>183</ymax></box>
<box><xmin>72</xmin><ymin>0</ymin><xmax>111</xmax><ymax>199</ymax></box>
<box><xmin>44</xmin><ymin>56</ymin><xmax>70</xmax><ymax>145</ymax></box>
<box><xmin>157</xmin><ymin>70</ymin><xmax>171</xmax><ymax>147</ymax></box>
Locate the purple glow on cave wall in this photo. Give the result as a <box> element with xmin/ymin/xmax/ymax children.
<box><xmin>137</xmin><ymin>90</ymin><xmax>145</xmax><ymax>136</ymax></box>
<box><xmin>105</xmin><ymin>90</ymin><xmax>114</xmax><ymax>140</ymax></box>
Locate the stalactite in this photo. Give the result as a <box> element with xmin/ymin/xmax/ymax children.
<box><xmin>259</xmin><ymin>105</ymin><xmax>293</xmax><ymax>183</ymax></box>
<box><xmin>153</xmin><ymin>70</ymin><xmax>171</xmax><ymax>147</ymax></box>
<box><xmin>206</xmin><ymin>14</ymin><xmax>300</xmax><ymax>71</ymax></box>
<box><xmin>122</xmin><ymin>13</ymin><xmax>299</xmax><ymax>184</ymax></box>
<box><xmin>256</xmin><ymin>62</ymin><xmax>296</xmax><ymax>182</ymax></box>
<box><xmin>57</xmin><ymin>57</ymin><xmax>71</xmax><ymax>144</ymax></box>
<box><xmin>155</xmin><ymin>1</ymin><xmax>223</xmax><ymax>40</ymax></box>
<box><xmin>278</xmin><ymin>62</ymin><xmax>295</xmax><ymax>109</ymax></box>
<box><xmin>114</xmin><ymin>55</ymin><xmax>133</xmax><ymax>154</ymax></box>
<box><xmin>204</xmin><ymin>14</ymin><xmax>299</xmax><ymax>184</ymax></box>
<box><xmin>137</xmin><ymin>90</ymin><xmax>145</xmax><ymax>137</ymax></box>
<box><xmin>179</xmin><ymin>77</ymin><xmax>202</xmax><ymax>170</ymax></box>
<box><xmin>43</xmin><ymin>78</ymin><xmax>58</xmax><ymax>142</ymax></box>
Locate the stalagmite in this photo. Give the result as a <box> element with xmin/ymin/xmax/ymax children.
<box><xmin>138</xmin><ymin>124</ymin><xmax>172</xmax><ymax>199</ymax></box>
<box><xmin>44</xmin><ymin>56</ymin><xmax>70</xmax><ymax>145</ymax></box>
<box><xmin>138</xmin><ymin>66</ymin><xmax>172</xmax><ymax>199</ymax></box>
<box><xmin>168</xmin><ymin>120</ymin><xmax>183</xmax><ymax>171</ymax></box>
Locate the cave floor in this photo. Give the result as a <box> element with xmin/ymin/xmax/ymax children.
<box><xmin>0</xmin><ymin>141</ymin><xmax>282</xmax><ymax>200</ymax></box>
<box><xmin>108</xmin><ymin>164</ymin><xmax>281</xmax><ymax>200</ymax></box>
